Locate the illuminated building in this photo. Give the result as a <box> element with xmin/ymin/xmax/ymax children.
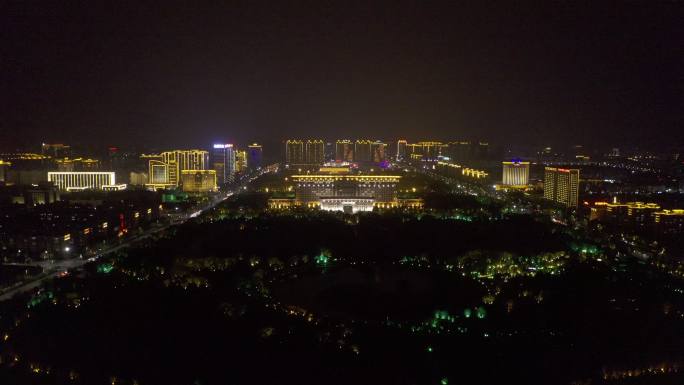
<box><xmin>288</xmin><ymin>172</ymin><xmax>402</xmax><ymax>213</ymax></box>
<box><xmin>47</xmin><ymin>172</ymin><xmax>126</xmax><ymax>191</ymax></box>
<box><xmin>247</xmin><ymin>143</ymin><xmax>263</xmax><ymax>169</ymax></box>
<box><xmin>654</xmin><ymin>209</ymin><xmax>684</xmax><ymax>234</ymax></box>
<box><xmin>371</xmin><ymin>141</ymin><xmax>387</xmax><ymax>163</ymax></box>
<box><xmin>0</xmin><ymin>160</ymin><xmax>10</xmax><ymax>182</ymax></box>
<box><xmin>143</xmin><ymin>150</ymin><xmax>210</xmax><ymax>189</ymax></box>
<box><xmin>286</xmin><ymin>139</ymin><xmax>324</xmax><ymax>165</ymax></box>
<box><xmin>55</xmin><ymin>158</ymin><xmax>100</xmax><ymax>171</ymax></box>
<box><xmin>396</xmin><ymin>140</ymin><xmax>407</xmax><ymax>161</ymax></box>
<box><xmin>236</xmin><ymin>150</ymin><xmax>247</xmax><ymax>173</ymax></box>
<box><xmin>436</xmin><ymin>161</ymin><xmax>488</xmax><ymax>180</ymax></box>
<box><xmin>285</xmin><ymin>140</ymin><xmax>304</xmax><ymax>165</ymax></box>
<box><xmin>41</xmin><ymin>143</ymin><xmax>71</xmax><ymax>158</ymax></box>
<box><xmin>502</xmin><ymin>160</ymin><xmax>530</xmax><ymax>186</ymax></box>
<box><xmin>335</xmin><ymin>140</ymin><xmax>354</xmax><ymax>162</ymax></box>
<box><xmin>0</xmin><ymin>153</ymin><xmax>51</xmax><ymax>171</ymax></box>
<box><xmin>180</xmin><ymin>170</ymin><xmax>217</xmax><ymax>193</ymax></box>
<box><xmin>305</xmin><ymin>140</ymin><xmax>325</xmax><ymax>164</ymax></box>
<box><xmin>212</xmin><ymin>144</ymin><xmax>236</xmax><ymax>185</ymax></box>
<box><xmin>604</xmin><ymin>201</ymin><xmax>661</xmax><ymax>226</ymax></box>
<box><xmin>26</xmin><ymin>183</ymin><xmax>60</xmax><ymax>204</ymax></box>
<box><xmin>406</xmin><ymin>141</ymin><xmax>445</xmax><ymax>162</ymax></box>
<box><xmin>543</xmin><ymin>167</ymin><xmax>580</xmax><ymax>208</ymax></box>
<box><xmin>129</xmin><ymin>171</ymin><xmax>148</xmax><ymax>186</ymax></box>
<box><xmin>354</xmin><ymin>140</ymin><xmax>373</xmax><ymax>162</ymax></box>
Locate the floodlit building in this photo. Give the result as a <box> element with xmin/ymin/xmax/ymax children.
<box><xmin>47</xmin><ymin>172</ymin><xmax>126</xmax><ymax>191</ymax></box>
<box><xmin>144</xmin><ymin>150</ymin><xmax>210</xmax><ymax>189</ymax></box>
<box><xmin>236</xmin><ymin>150</ymin><xmax>247</xmax><ymax>173</ymax></box>
<box><xmin>502</xmin><ymin>160</ymin><xmax>530</xmax><ymax>187</ymax></box>
<box><xmin>605</xmin><ymin>201</ymin><xmax>661</xmax><ymax>227</ymax></box>
<box><xmin>290</xmin><ymin>173</ymin><xmax>401</xmax><ymax>213</ymax></box>
<box><xmin>181</xmin><ymin>170</ymin><xmax>217</xmax><ymax>193</ymax></box>
<box><xmin>543</xmin><ymin>167</ymin><xmax>580</xmax><ymax>208</ymax></box>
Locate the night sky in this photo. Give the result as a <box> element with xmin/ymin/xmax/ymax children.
<box><xmin>1</xmin><ymin>1</ymin><xmax>682</xmax><ymax>150</ymax></box>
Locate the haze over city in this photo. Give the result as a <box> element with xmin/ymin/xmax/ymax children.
<box><xmin>2</xmin><ymin>1</ymin><xmax>682</xmax><ymax>149</ymax></box>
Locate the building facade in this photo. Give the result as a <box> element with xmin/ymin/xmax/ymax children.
<box><xmin>286</xmin><ymin>139</ymin><xmax>325</xmax><ymax>166</ymax></box>
<box><xmin>47</xmin><ymin>172</ymin><xmax>125</xmax><ymax>191</ymax></box>
<box><xmin>305</xmin><ymin>140</ymin><xmax>325</xmax><ymax>165</ymax></box>
<box><xmin>502</xmin><ymin>160</ymin><xmax>530</xmax><ymax>186</ymax></box>
<box><xmin>144</xmin><ymin>150</ymin><xmax>210</xmax><ymax>189</ymax></box>
<box><xmin>181</xmin><ymin>170</ymin><xmax>217</xmax><ymax>193</ymax></box>
<box><xmin>543</xmin><ymin>167</ymin><xmax>580</xmax><ymax>208</ymax></box>
<box><xmin>354</xmin><ymin>140</ymin><xmax>373</xmax><ymax>162</ymax></box>
<box><xmin>212</xmin><ymin>144</ymin><xmax>236</xmax><ymax>185</ymax></box>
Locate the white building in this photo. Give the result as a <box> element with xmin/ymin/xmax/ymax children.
<box><xmin>47</xmin><ymin>172</ymin><xmax>126</xmax><ymax>191</ymax></box>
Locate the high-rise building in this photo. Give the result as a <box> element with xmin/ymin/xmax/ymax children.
<box><xmin>335</xmin><ymin>140</ymin><xmax>354</xmax><ymax>162</ymax></box>
<box><xmin>502</xmin><ymin>160</ymin><xmax>530</xmax><ymax>186</ymax></box>
<box><xmin>47</xmin><ymin>172</ymin><xmax>126</xmax><ymax>191</ymax></box>
<box><xmin>406</xmin><ymin>142</ymin><xmax>444</xmax><ymax>161</ymax></box>
<box><xmin>354</xmin><ymin>140</ymin><xmax>373</xmax><ymax>162</ymax></box>
<box><xmin>285</xmin><ymin>140</ymin><xmax>304</xmax><ymax>165</ymax></box>
<box><xmin>305</xmin><ymin>140</ymin><xmax>325</xmax><ymax>164</ymax></box>
<box><xmin>543</xmin><ymin>167</ymin><xmax>580</xmax><ymax>208</ymax></box>
<box><xmin>212</xmin><ymin>144</ymin><xmax>236</xmax><ymax>185</ymax></box>
<box><xmin>286</xmin><ymin>139</ymin><xmax>324</xmax><ymax>165</ymax></box>
<box><xmin>236</xmin><ymin>150</ymin><xmax>247</xmax><ymax>173</ymax></box>
<box><xmin>181</xmin><ymin>170</ymin><xmax>217</xmax><ymax>193</ymax></box>
<box><xmin>144</xmin><ymin>150</ymin><xmax>210</xmax><ymax>189</ymax></box>
<box><xmin>371</xmin><ymin>141</ymin><xmax>387</xmax><ymax>163</ymax></box>
<box><xmin>247</xmin><ymin>143</ymin><xmax>263</xmax><ymax>169</ymax></box>
<box><xmin>396</xmin><ymin>140</ymin><xmax>407</xmax><ymax>161</ymax></box>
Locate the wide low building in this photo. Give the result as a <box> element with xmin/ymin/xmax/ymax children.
<box><xmin>180</xmin><ymin>170</ymin><xmax>217</xmax><ymax>193</ymax></box>
<box><xmin>47</xmin><ymin>172</ymin><xmax>126</xmax><ymax>191</ymax></box>
<box><xmin>269</xmin><ymin>169</ymin><xmax>422</xmax><ymax>213</ymax></box>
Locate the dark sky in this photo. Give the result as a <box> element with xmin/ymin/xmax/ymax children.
<box><xmin>1</xmin><ymin>1</ymin><xmax>683</xmax><ymax>151</ymax></box>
